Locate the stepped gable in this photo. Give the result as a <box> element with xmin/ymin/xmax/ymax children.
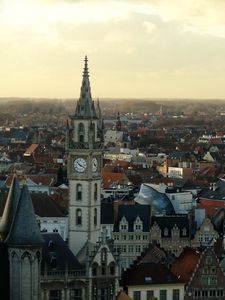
<box><xmin>6</xmin><ymin>184</ymin><xmax>44</xmax><ymax>246</ymax></box>
<box><xmin>0</xmin><ymin>175</ymin><xmax>20</xmax><ymax>241</ymax></box>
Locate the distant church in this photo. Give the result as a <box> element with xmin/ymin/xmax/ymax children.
<box><xmin>0</xmin><ymin>57</ymin><xmax>119</xmax><ymax>299</ymax></box>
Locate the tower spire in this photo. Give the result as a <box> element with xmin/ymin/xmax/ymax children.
<box><xmin>74</xmin><ymin>56</ymin><xmax>97</xmax><ymax>119</ymax></box>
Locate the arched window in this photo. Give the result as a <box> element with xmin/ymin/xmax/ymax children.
<box><xmin>94</xmin><ymin>183</ymin><xmax>98</xmax><ymax>201</ymax></box>
<box><xmin>94</xmin><ymin>208</ymin><xmax>97</xmax><ymax>226</ymax></box>
<box><xmin>76</xmin><ymin>184</ymin><xmax>82</xmax><ymax>201</ymax></box>
<box><xmin>78</xmin><ymin>123</ymin><xmax>84</xmax><ymax>143</ymax></box>
<box><xmin>76</xmin><ymin>209</ymin><xmax>82</xmax><ymax>226</ymax></box>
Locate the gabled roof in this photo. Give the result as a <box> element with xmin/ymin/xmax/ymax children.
<box><xmin>41</xmin><ymin>233</ymin><xmax>83</xmax><ymax>271</ymax></box>
<box><xmin>123</xmin><ymin>261</ymin><xmax>182</xmax><ymax>286</ymax></box>
<box><xmin>6</xmin><ymin>184</ymin><xmax>44</xmax><ymax>246</ymax></box>
<box><xmin>24</xmin><ymin>143</ymin><xmax>39</xmax><ymax>156</ymax></box>
<box><xmin>151</xmin><ymin>215</ymin><xmax>190</xmax><ymax>238</ymax></box>
<box><xmin>114</xmin><ymin>204</ymin><xmax>151</xmax><ymax>232</ymax></box>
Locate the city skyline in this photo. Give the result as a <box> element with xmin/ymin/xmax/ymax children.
<box><xmin>1</xmin><ymin>0</ymin><xmax>225</xmax><ymax>99</ymax></box>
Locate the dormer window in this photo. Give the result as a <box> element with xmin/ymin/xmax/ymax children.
<box><xmin>134</xmin><ymin>216</ymin><xmax>143</xmax><ymax>232</ymax></box>
<box><xmin>119</xmin><ymin>216</ymin><xmax>128</xmax><ymax>232</ymax></box>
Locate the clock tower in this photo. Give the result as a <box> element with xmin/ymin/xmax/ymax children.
<box><xmin>67</xmin><ymin>56</ymin><xmax>104</xmax><ymax>255</ymax></box>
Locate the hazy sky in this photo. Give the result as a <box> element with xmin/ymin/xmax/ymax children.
<box><xmin>1</xmin><ymin>0</ymin><xmax>225</xmax><ymax>99</ymax></box>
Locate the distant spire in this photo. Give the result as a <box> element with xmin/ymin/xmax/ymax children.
<box><xmin>74</xmin><ymin>56</ymin><xmax>97</xmax><ymax>119</ymax></box>
<box><xmin>116</xmin><ymin>112</ymin><xmax>122</xmax><ymax>131</ymax></box>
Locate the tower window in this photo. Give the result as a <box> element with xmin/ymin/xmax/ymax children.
<box><xmin>94</xmin><ymin>183</ymin><xmax>97</xmax><ymax>201</ymax></box>
<box><xmin>78</xmin><ymin>123</ymin><xmax>85</xmax><ymax>143</ymax></box>
<box><xmin>76</xmin><ymin>184</ymin><xmax>82</xmax><ymax>201</ymax></box>
<box><xmin>94</xmin><ymin>208</ymin><xmax>97</xmax><ymax>226</ymax></box>
<box><xmin>76</xmin><ymin>209</ymin><xmax>82</xmax><ymax>226</ymax></box>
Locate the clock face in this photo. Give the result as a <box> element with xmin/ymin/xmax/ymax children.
<box><xmin>92</xmin><ymin>157</ymin><xmax>98</xmax><ymax>173</ymax></box>
<box><xmin>74</xmin><ymin>158</ymin><xmax>87</xmax><ymax>173</ymax></box>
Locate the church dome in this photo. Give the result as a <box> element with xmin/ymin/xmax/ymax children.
<box><xmin>135</xmin><ymin>183</ymin><xmax>175</xmax><ymax>215</ymax></box>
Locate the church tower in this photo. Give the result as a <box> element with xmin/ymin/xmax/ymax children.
<box><xmin>0</xmin><ymin>177</ymin><xmax>43</xmax><ymax>300</ymax></box>
<box><xmin>67</xmin><ymin>56</ymin><xmax>104</xmax><ymax>255</ymax></box>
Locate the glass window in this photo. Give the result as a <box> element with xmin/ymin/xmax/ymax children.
<box><xmin>70</xmin><ymin>289</ymin><xmax>82</xmax><ymax>300</ymax></box>
<box><xmin>133</xmin><ymin>291</ymin><xmax>141</xmax><ymax>300</ymax></box>
<box><xmin>76</xmin><ymin>209</ymin><xmax>82</xmax><ymax>225</ymax></box>
<box><xmin>49</xmin><ymin>290</ymin><xmax>61</xmax><ymax>300</ymax></box>
<box><xmin>76</xmin><ymin>184</ymin><xmax>82</xmax><ymax>201</ymax></box>
<box><xmin>147</xmin><ymin>290</ymin><xmax>154</xmax><ymax>299</ymax></box>
<box><xmin>160</xmin><ymin>290</ymin><xmax>167</xmax><ymax>300</ymax></box>
<box><xmin>173</xmin><ymin>289</ymin><xmax>180</xmax><ymax>300</ymax></box>
<box><xmin>94</xmin><ymin>208</ymin><xmax>97</xmax><ymax>226</ymax></box>
<box><xmin>206</xmin><ymin>256</ymin><xmax>212</xmax><ymax>265</ymax></box>
<box><xmin>94</xmin><ymin>183</ymin><xmax>98</xmax><ymax>201</ymax></box>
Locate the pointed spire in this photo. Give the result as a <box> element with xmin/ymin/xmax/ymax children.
<box><xmin>74</xmin><ymin>56</ymin><xmax>97</xmax><ymax>119</ymax></box>
<box><xmin>6</xmin><ymin>184</ymin><xmax>44</xmax><ymax>246</ymax></box>
<box><xmin>0</xmin><ymin>175</ymin><xmax>20</xmax><ymax>241</ymax></box>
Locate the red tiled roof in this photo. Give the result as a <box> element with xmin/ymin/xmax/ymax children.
<box><xmin>116</xmin><ymin>292</ymin><xmax>133</xmax><ymax>300</ymax></box>
<box><xmin>24</xmin><ymin>144</ymin><xmax>39</xmax><ymax>156</ymax></box>
<box><xmin>171</xmin><ymin>247</ymin><xmax>200</xmax><ymax>283</ymax></box>
<box><xmin>102</xmin><ymin>171</ymin><xmax>127</xmax><ymax>189</ymax></box>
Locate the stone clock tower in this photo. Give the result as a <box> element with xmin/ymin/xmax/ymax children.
<box><xmin>67</xmin><ymin>56</ymin><xmax>104</xmax><ymax>255</ymax></box>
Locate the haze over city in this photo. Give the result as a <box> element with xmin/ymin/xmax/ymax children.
<box><xmin>1</xmin><ymin>0</ymin><xmax>225</xmax><ymax>99</ymax></box>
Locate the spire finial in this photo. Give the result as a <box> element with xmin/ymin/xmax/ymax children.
<box><xmin>83</xmin><ymin>55</ymin><xmax>89</xmax><ymax>77</ymax></box>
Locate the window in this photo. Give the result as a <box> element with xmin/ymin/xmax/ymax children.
<box><xmin>49</xmin><ymin>290</ymin><xmax>61</xmax><ymax>300</ymax></box>
<box><xmin>201</xmin><ymin>275</ymin><xmax>208</xmax><ymax>285</ymax></box>
<box><xmin>209</xmin><ymin>275</ymin><xmax>217</xmax><ymax>285</ymax></box>
<box><xmin>128</xmin><ymin>245</ymin><xmax>133</xmax><ymax>253</ymax></box>
<box><xmin>76</xmin><ymin>184</ymin><xmax>82</xmax><ymax>201</ymax></box>
<box><xmin>70</xmin><ymin>289</ymin><xmax>82</xmax><ymax>300</ymax></box>
<box><xmin>76</xmin><ymin>209</ymin><xmax>82</xmax><ymax>225</ymax></box>
<box><xmin>129</xmin><ymin>235</ymin><xmax>133</xmax><ymax>240</ymax></box>
<box><xmin>109</xmin><ymin>263</ymin><xmax>115</xmax><ymax>275</ymax></box>
<box><xmin>206</xmin><ymin>255</ymin><xmax>212</xmax><ymax>265</ymax></box>
<box><xmin>160</xmin><ymin>290</ymin><xmax>167</xmax><ymax>300</ymax></box>
<box><xmin>133</xmin><ymin>291</ymin><xmax>141</xmax><ymax>300</ymax></box>
<box><xmin>173</xmin><ymin>289</ymin><xmax>180</xmax><ymax>300</ymax></box>
<box><xmin>164</xmin><ymin>228</ymin><xmax>168</xmax><ymax>236</ymax></box>
<box><xmin>94</xmin><ymin>183</ymin><xmax>98</xmax><ymax>201</ymax></box>
<box><xmin>182</xmin><ymin>228</ymin><xmax>187</xmax><ymax>236</ymax></box>
<box><xmin>147</xmin><ymin>291</ymin><xmax>154</xmax><ymax>299</ymax></box>
<box><xmin>122</xmin><ymin>235</ymin><xmax>127</xmax><ymax>240</ymax></box>
<box><xmin>94</xmin><ymin>208</ymin><xmax>97</xmax><ymax>226</ymax></box>
<box><xmin>135</xmin><ymin>245</ymin><xmax>141</xmax><ymax>253</ymax></box>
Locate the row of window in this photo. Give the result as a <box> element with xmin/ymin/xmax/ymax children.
<box><xmin>49</xmin><ymin>289</ymin><xmax>82</xmax><ymax>300</ymax></box>
<box><xmin>114</xmin><ymin>234</ymin><xmax>148</xmax><ymax>241</ymax></box>
<box><xmin>114</xmin><ymin>244</ymin><xmax>147</xmax><ymax>254</ymax></box>
<box><xmin>75</xmin><ymin>183</ymin><xmax>98</xmax><ymax>201</ymax></box>
<box><xmin>133</xmin><ymin>289</ymin><xmax>180</xmax><ymax>300</ymax></box>
<box><xmin>75</xmin><ymin>208</ymin><xmax>98</xmax><ymax>226</ymax></box>
<box><xmin>193</xmin><ymin>289</ymin><xmax>224</xmax><ymax>297</ymax></box>
<box><xmin>201</xmin><ymin>275</ymin><xmax>217</xmax><ymax>286</ymax></box>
